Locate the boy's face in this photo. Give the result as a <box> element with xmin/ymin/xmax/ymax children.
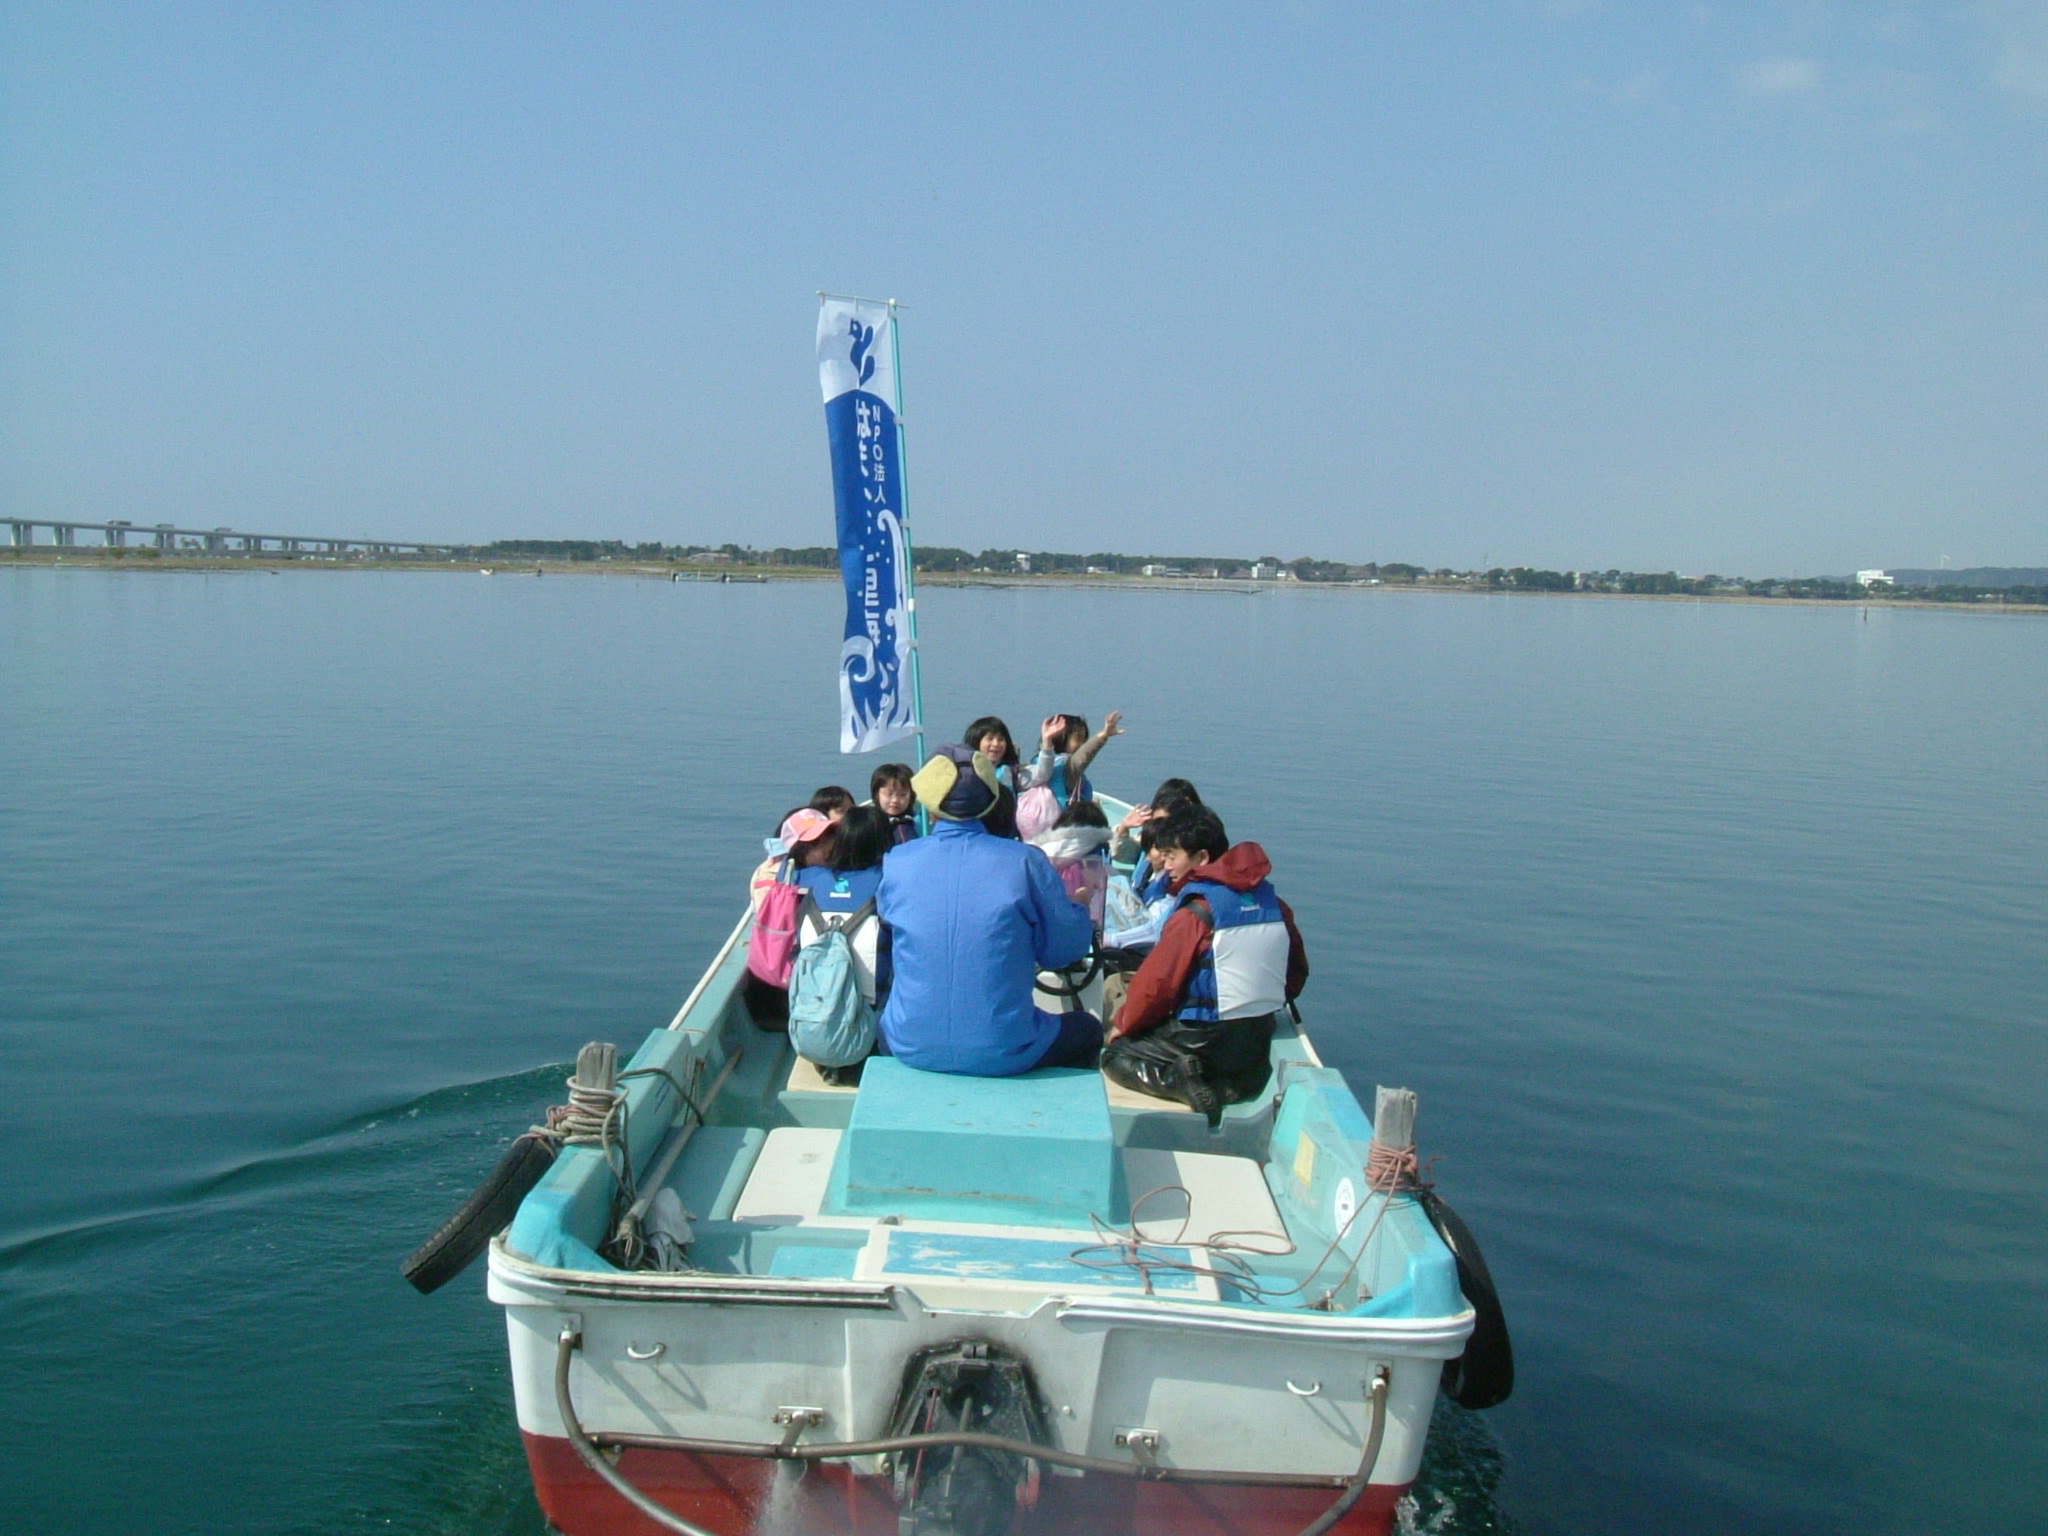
<box><xmin>1159</xmin><ymin>845</ymin><xmax>1211</xmax><ymax>883</ymax></box>
<box><xmin>876</xmin><ymin>781</ymin><xmax>913</xmax><ymax>817</ymax></box>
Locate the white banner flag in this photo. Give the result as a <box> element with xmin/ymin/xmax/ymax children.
<box><xmin>817</xmin><ymin>298</ymin><xmax>917</xmax><ymax>755</ymax></box>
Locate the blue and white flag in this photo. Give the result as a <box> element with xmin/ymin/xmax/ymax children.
<box><xmin>818</xmin><ymin>298</ymin><xmax>917</xmax><ymax>754</ymax></box>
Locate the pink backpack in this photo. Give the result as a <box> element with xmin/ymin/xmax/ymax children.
<box><xmin>1015</xmin><ymin>759</ymin><xmax>1088</xmax><ymax>843</ymax></box>
<box><xmin>747</xmin><ymin>859</ymin><xmax>804</xmax><ymax>986</ymax></box>
<box><xmin>1014</xmin><ymin>784</ymin><xmax>1061</xmax><ymax>842</ymax></box>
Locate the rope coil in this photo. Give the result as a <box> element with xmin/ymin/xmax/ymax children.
<box><xmin>1365</xmin><ymin>1136</ymin><xmax>1423</xmax><ymax>1195</ymax></box>
<box><xmin>1068</xmin><ymin>1111</ymin><xmax>1435</xmax><ymax>1310</ymax></box>
<box><xmin>518</xmin><ymin>1044</ymin><xmax>720</xmax><ymax>1273</ymax></box>
<box><xmin>523</xmin><ymin>1042</ymin><xmax>636</xmax><ymax>1226</ymax></box>
<box><xmin>529</xmin><ymin>1041</ymin><xmax>626</xmax><ymax>1149</ymax></box>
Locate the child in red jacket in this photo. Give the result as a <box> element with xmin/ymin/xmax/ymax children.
<box><xmin>1102</xmin><ymin>804</ymin><xmax>1308</xmax><ymax>1123</ymax></box>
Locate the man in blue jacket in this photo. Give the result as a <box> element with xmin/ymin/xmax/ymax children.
<box><xmin>877</xmin><ymin>744</ymin><xmax>1100</xmax><ymax>1075</ymax></box>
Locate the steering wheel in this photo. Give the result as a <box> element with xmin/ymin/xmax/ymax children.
<box><xmin>1037</xmin><ymin>939</ymin><xmax>1105</xmax><ymax>999</ymax></box>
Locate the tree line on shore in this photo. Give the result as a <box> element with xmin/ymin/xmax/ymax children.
<box><xmin>473</xmin><ymin>541</ymin><xmax>2046</xmax><ymax>606</ymax></box>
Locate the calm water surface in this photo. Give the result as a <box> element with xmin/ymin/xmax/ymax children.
<box><xmin>3</xmin><ymin>569</ymin><xmax>2044</xmax><ymax>1535</ymax></box>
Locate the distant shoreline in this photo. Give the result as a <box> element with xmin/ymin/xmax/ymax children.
<box><xmin>6</xmin><ymin>548</ymin><xmax>2044</xmax><ymax>615</ymax></box>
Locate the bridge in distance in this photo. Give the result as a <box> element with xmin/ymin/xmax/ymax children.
<box><xmin>6</xmin><ymin>517</ymin><xmax>456</xmax><ymax>557</ymax></box>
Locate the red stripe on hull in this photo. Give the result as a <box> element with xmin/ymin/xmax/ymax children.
<box><xmin>523</xmin><ymin>1433</ymin><xmax>1408</xmax><ymax>1536</ymax></box>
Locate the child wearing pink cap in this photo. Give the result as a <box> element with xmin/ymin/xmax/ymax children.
<box><xmin>748</xmin><ymin>806</ymin><xmax>836</xmax><ymax>911</ymax></box>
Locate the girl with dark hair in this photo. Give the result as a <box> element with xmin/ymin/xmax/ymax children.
<box><xmin>1028</xmin><ymin>797</ymin><xmax>1114</xmax><ymax>927</ymax></box>
<box><xmin>1023</xmin><ymin>711</ymin><xmax>1125</xmax><ymax>807</ymax></box>
<box><xmin>743</xmin><ymin>805</ymin><xmax>841</xmax><ymax>1029</ymax></box>
<box><xmin>1053</xmin><ymin>798</ymin><xmax>1109</xmax><ymax>829</ymax></box>
<box><xmin>870</xmin><ymin>763</ymin><xmax>919</xmax><ymax>844</ymax></box>
<box><xmin>962</xmin><ymin>717</ymin><xmax>1023</xmax><ymax>788</ymax></box>
<box><xmin>1101</xmin><ymin>782</ymin><xmax>1200</xmax><ymax>949</ymax></box>
<box><xmin>808</xmin><ymin>785</ymin><xmax>856</xmax><ymax>820</ymax></box>
<box><xmin>793</xmin><ymin>803</ymin><xmax>892</xmax><ymax>1020</ymax></box>
<box><xmin>750</xmin><ymin>806</ymin><xmax>837</xmax><ymax>904</ymax></box>
<box><xmin>1111</xmin><ymin>776</ymin><xmax>1200</xmax><ymax>863</ymax></box>
<box><xmin>825</xmin><ymin>804</ymin><xmax>891</xmax><ymax>878</ymax></box>
<box><xmin>1010</xmin><ymin>711</ymin><xmax>1125</xmax><ymax>842</ymax></box>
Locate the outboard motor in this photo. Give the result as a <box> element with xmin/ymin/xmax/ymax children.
<box><xmin>889</xmin><ymin>1340</ymin><xmax>1050</xmax><ymax>1536</ymax></box>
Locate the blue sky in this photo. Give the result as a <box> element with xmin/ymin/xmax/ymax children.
<box><xmin>4</xmin><ymin>2</ymin><xmax>2044</xmax><ymax>574</ymax></box>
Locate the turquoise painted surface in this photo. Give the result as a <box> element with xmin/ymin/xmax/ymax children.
<box><xmin>768</xmin><ymin>1243</ymin><xmax>861</xmax><ymax>1280</ymax></box>
<box><xmin>2</xmin><ymin>569</ymin><xmax>2045</xmax><ymax>1535</ymax></box>
<box><xmin>673</xmin><ymin>1126</ymin><xmax>765</xmax><ymax>1223</ymax></box>
<box><xmin>827</xmin><ymin>1058</ymin><xmax>1116</xmax><ymax>1227</ymax></box>
<box><xmin>878</xmin><ymin>1229</ymin><xmax>1207</xmax><ymax>1295</ymax></box>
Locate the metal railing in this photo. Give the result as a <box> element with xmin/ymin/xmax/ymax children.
<box><xmin>550</xmin><ymin>1325</ymin><xmax>1391</xmax><ymax>1536</ymax></box>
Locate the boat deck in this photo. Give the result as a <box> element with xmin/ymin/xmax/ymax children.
<box><xmin>499</xmin><ymin>821</ymin><xmax>1463</xmax><ymax>1326</ymax></box>
<box><xmin>668</xmin><ymin>1051</ymin><xmax>1292</xmax><ymax>1296</ymax></box>
<box><xmin>552</xmin><ymin>1026</ymin><xmax>1444</xmax><ymax>1317</ymax></box>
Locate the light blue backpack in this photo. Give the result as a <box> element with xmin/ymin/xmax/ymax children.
<box><xmin>788</xmin><ymin>896</ymin><xmax>878</xmax><ymax>1069</ymax></box>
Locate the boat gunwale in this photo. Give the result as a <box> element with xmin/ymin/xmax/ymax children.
<box><xmin>489</xmin><ymin>1236</ymin><xmax>1475</xmax><ymax>1349</ymax></box>
<box><xmin>489</xmin><ymin>1234</ymin><xmax>898</xmax><ymax>1307</ymax></box>
<box><xmin>661</xmin><ymin>910</ymin><xmax>753</xmax><ymax>1033</ymax></box>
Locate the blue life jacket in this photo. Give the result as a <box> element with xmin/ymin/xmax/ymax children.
<box><xmin>1172</xmin><ymin>877</ymin><xmax>1290</xmax><ymax>1024</ymax></box>
<box><xmin>795</xmin><ymin>864</ymin><xmax>882</xmax><ymax>914</ymax></box>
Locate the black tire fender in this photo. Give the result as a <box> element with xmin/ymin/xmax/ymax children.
<box><xmin>402</xmin><ymin>1133</ymin><xmax>557</xmax><ymax>1295</ymax></box>
<box><xmin>1418</xmin><ymin>1188</ymin><xmax>1515</xmax><ymax>1409</ymax></box>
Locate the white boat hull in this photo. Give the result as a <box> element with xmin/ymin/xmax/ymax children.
<box><xmin>492</xmin><ymin>1240</ymin><xmax>1466</xmax><ymax>1535</ymax></box>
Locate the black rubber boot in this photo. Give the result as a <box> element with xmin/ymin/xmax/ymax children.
<box><xmin>1180</xmin><ymin>1061</ymin><xmax>1222</xmax><ymax>1127</ymax></box>
<box><xmin>1102</xmin><ymin>1040</ymin><xmax>1220</xmax><ymax>1124</ymax></box>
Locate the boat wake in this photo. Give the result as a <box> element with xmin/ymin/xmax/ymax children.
<box><xmin>0</xmin><ymin>1062</ymin><xmax>573</xmax><ymax>1268</ymax></box>
<box><xmin>1398</xmin><ymin>1400</ymin><xmax>1519</xmax><ymax>1535</ymax></box>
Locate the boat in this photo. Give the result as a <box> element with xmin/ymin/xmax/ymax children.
<box><xmin>412</xmin><ymin>790</ymin><xmax>1512</xmax><ymax>1536</ymax></box>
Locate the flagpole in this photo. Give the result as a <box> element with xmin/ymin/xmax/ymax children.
<box><xmin>884</xmin><ymin>299</ymin><xmax>929</xmax><ymax>774</ymax></box>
